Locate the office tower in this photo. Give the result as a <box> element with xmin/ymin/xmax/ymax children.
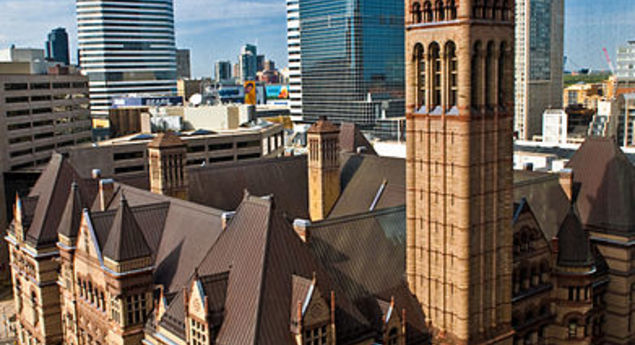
<box><xmin>239</xmin><ymin>44</ymin><xmax>257</xmax><ymax>82</ymax></box>
<box><xmin>256</xmin><ymin>54</ymin><xmax>265</xmax><ymax>72</ymax></box>
<box><xmin>264</xmin><ymin>60</ymin><xmax>275</xmax><ymax>72</ymax></box>
<box><xmin>299</xmin><ymin>0</ymin><xmax>405</xmax><ymax>128</ymax></box>
<box><xmin>286</xmin><ymin>0</ymin><xmax>303</xmax><ymax>116</ymax></box>
<box><xmin>77</xmin><ymin>0</ymin><xmax>177</xmax><ymax>118</ymax></box>
<box><xmin>514</xmin><ymin>0</ymin><xmax>564</xmax><ymax>140</ymax></box>
<box><xmin>45</xmin><ymin>28</ymin><xmax>70</xmax><ymax>65</ymax></box>
<box><xmin>176</xmin><ymin>49</ymin><xmax>191</xmax><ymax>79</ymax></box>
<box><xmin>406</xmin><ymin>1</ymin><xmax>515</xmax><ymax>344</ymax></box>
<box><xmin>233</xmin><ymin>62</ymin><xmax>241</xmax><ymax>81</ymax></box>
<box><xmin>214</xmin><ymin>60</ymin><xmax>232</xmax><ymax>81</ymax></box>
<box><xmin>616</xmin><ymin>40</ymin><xmax>635</xmax><ymax>90</ymax></box>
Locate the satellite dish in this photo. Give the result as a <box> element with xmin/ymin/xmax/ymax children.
<box><xmin>189</xmin><ymin>93</ymin><xmax>202</xmax><ymax>106</ymax></box>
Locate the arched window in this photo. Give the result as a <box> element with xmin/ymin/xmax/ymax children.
<box><xmin>423</xmin><ymin>1</ymin><xmax>433</xmax><ymax>22</ymax></box>
<box><xmin>493</xmin><ymin>0</ymin><xmax>502</xmax><ymax>19</ymax></box>
<box><xmin>15</xmin><ymin>278</ymin><xmax>22</xmax><ymax>312</ymax></box>
<box><xmin>447</xmin><ymin>0</ymin><xmax>457</xmax><ymax>20</ymax></box>
<box><xmin>387</xmin><ymin>327</ymin><xmax>399</xmax><ymax>345</ymax></box>
<box><xmin>446</xmin><ymin>41</ymin><xmax>458</xmax><ymax>107</ymax></box>
<box><xmin>502</xmin><ymin>0</ymin><xmax>512</xmax><ymax>20</ymax></box>
<box><xmin>412</xmin><ymin>2</ymin><xmax>422</xmax><ymax>23</ymax></box>
<box><xmin>31</xmin><ymin>291</ymin><xmax>38</xmax><ymax>325</ymax></box>
<box><xmin>430</xmin><ymin>43</ymin><xmax>442</xmax><ymax>108</ymax></box>
<box><xmin>498</xmin><ymin>41</ymin><xmax>508</xmax><ymax>108</ymax></box>
<box><xmin>435</xmin><ymin>0</ymin><xmax>445</xmax><ymax>21</ymax></box>
<box><xmin>415</xmin><ymin>44</ymin><xmax>426</xmax><ymax>110</ymax></box>
<box><xmin>471</xmin><ymin>41</ymin><xmax>483</xmax><ymax>109</ymax></box>
<box><xmin>569</xmin><ymin>319</ymin><xmax>578</xmax><ymax>339</ymax></box>
<box><xmin>485</xmin><ymin>41</ymin><xmax>495</xmax><ymax>108</ymax></box>
<box><xmin>473</xmin><ymin>0</ymin><xmax>484</xmax><ymax>18</ymax></box>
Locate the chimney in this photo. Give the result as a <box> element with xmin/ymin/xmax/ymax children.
<box><xmin>559</xmin><ymin>168</ymin><xmax>574</xmax><ymax>200</ymax></box>
<box><xmin>293</xmin><ymin>219</ymin><xmax>311</xmax><ymax>242</ymax></box>
<box><xmin>99</xmin><ymin>179</ymin><xmax>115</xmax><ymax>211</ymax></box>
<box><xmin>221</xmin><ymin>212</ymin><xmax>235</xmax><ymax>230</ymax></box>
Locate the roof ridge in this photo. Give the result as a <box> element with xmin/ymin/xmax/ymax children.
<box><xmin>313</xmin><ymin>205</ymin><xmax>405</xmax><ymax>227</ymax></box>
<box><xmin>115</xmin><ymin>183</ymin><xmax>225</xmax><ymax>216</ymax></box>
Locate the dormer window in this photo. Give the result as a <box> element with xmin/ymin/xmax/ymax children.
<box><xmin>304</xmin><ymin>325</ymin><xmax>328</xmax><ymax>345</ymax></box>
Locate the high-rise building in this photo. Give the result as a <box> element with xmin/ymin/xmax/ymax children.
<box><xmin>45</xmin><ymin>28</ymin><xmax>70</xmax><ymax>65</ymax></box>
<box><xmin>77</xmin><ymin>0</ymin><xmax>177</xmax><ymax>118</ymax></box>
<box><xmin>214</xmin><ymin>60</ymin><xmax>232</xmax><ymax>81</ymax></box>
<box><xmin>256</xmin><ymin>54</ymin><xmax>265</xmax><ymax>72</ymax></box>
<box><xmin>176</xmin><ymin>49</ymin><xmax>191</xmax><ymax>79</ymax></box>
<box><xmin>406</xmin><ymin>1</ymin><xmax>515</xmax><ymax>344</ymax></box>
<box><xmin>232</xmin><ymin>62</ymin><xmax>241</xmax><ymax>81</ymax></box>
<box><xmin>616</xmin><ymin>40</ymin><xmax>635</xmax><ymax>91</ymax></box>
<box><xmin>299</xmin><ymin>0</ymin><xmax>405</xmax><ymax>128</ymax></box>
<box><xmin>286</xmin><ymin>0</ymin><xmax>303</xmax><ymax>117</ymax></box>
<box><xmin>239</xmin><ymin>44</ymin><xmax>257</xmax><ymax>82</ymax></box>
<box><xmin>514</xmin><ymin>0</ymin><xmax>564</xmax><ymax>140</ymax></box>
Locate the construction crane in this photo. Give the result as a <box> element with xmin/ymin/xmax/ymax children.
<box><xmin>602</xmin><ymin>47</ymin><xmax>615</xmax><ymax>75</ymax></box>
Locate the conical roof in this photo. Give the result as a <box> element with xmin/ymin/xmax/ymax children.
<box><xmin>57</xmin><ymin>182</ymin><xmax>84</xmax><ymax>239</ymax></box>
<box><xmin>556</xmin><ymin>207</ymin><xmax>594</xmax><ymax>267</ymax></box>
<box><xmin>102</xmin><ymin>194</ymin><xmax>152</xmax><ymax>262</ymax></box>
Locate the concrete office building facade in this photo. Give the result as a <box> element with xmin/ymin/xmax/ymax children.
<box><xmin>77</xmin><ymin>0</ymin><xmax>178</xmax><ymax>118</ymax></box>
<box><xmin>514</xmin><ymin>0</ymin><xmax>564</xmax><ymax>140</ymax></box>
<box><xmin>286</xmin><ymin>0</ymin><xmax>303</xmax><ymax>117</ymax></box>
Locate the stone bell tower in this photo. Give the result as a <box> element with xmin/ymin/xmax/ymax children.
<box><xmin>405</xmin><ymin>1</ymin><xmax>515</xmax><ymax>344</ymax></box>
<box><xmin>307</xmin><ymin>116</ymin><xmax>340</xmax><ymax>221</ymax></box>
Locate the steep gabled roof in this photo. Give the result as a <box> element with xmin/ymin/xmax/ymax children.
<box><xmin>189</xmin><ymin>193</ymin><xmax>370</xmax><ymax>345</ymax></box>
<box><xmin>556</xmin><ymin>208</ymin><xmax>594</xmax><ymax>268</ymax></box>
<box><xmin>57</xmin><ymin>182</ymin><xmax>85</xmax><ymax>239</ymax></box>
<box><xmin>566</xmin><ymin>137</ymin><xmax>635</xmax><ymax>233</ymax></box>
<box><xmin>102</xmin><ymin>195</ymin><xmax>152</xmax><ymax>262</ymax></box>
<box><xmin>25</xmin><ymin>154</ymin><xmax>98</xmax><ymax>247</ymax></box>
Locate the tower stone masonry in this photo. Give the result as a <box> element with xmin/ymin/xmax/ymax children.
<box><xmin>405</xmin><ymin>1</ymin><xmax>515</xmax><ymax>344</ymax></box>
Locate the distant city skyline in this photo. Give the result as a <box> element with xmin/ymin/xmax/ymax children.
<box><xmin>0</xmin><ymin>0</ymin><xmax>632</xmax><ymax>78</ymax></box>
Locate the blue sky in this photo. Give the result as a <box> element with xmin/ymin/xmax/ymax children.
<box><xmin>0</xmin><ymin>0</ymin><xmax>632</xmax><ymax>77</ymax></box>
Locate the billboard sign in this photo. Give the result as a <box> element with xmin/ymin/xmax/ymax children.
<box><xmin>244</xmin><ymin>81</ymin><xmax>257</xmax><ymax>105</ymax></box>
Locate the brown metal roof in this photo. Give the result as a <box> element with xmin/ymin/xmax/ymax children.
<box><xmin>556</xmin><ymin>208</ymin><xmax>594</xmax><ymax>268</ymax></box>
<box><xmin>148</xmin><ymin>131</ymin><xmax>185</xmax><ymax>148</ymax></box>
<box><xmin>308</xmin><ymin>117</ymin><xmax>339</xmax><ymax>134</ymax></box>
<box><xmin>188</xmin><ymin>156</ymin><xmax>309</xmax><ymax>219</ymax></box>
<box><xmin>57</xmin><ymin>183</ymin><xmax>86</xmax><ymax>239</ymax></box>
<box><xmin>566</xmin><ymin>137</ymin><xmax>635</xmax><ymax>233</ymax></box>
<box><xmin>102</xmin><ymin>195</ymin><xmax>153</xmax><ymax>262</ymax></box>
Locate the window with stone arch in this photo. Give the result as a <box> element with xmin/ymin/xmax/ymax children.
<box><xmin>471</xmin><ymin>41</ymin><xmax>483</xmax><ymax>109</ymax></box>
<box><xmin>446</xmin><ymin>0</ymin><xmax>457</xmax><ymax>20</ymax></box>
<box><xmin>485</xmin><ymin>41</ymin><xmax>496</xmax><ymax>108</ymax></box>
<box><xmin>445</xmin><ymin>41</ymin><xmax>458</xmax><ymax>108</ymax></box>
<box><xmin>430</xmin><ymin>42</ymin><xmax>442</xmax><ymax>108</ymax></box>
<box><xmin>568</xmin><ymin>319</ymin><xmax>579</xmax><ymax>339</ymax></box>
<box><xmin>498</xmin><ymin>41</ymin><xmax>509</xmax><ymax>108</ymax></box>
<box><xmin>414</xmin><ymin>44</ymin><xmax>426</xmax><ymax>110</ymax></box>
<box><xmin>423</xmin><ymin>1</ymin><xmax>433</xmax><ymax>22</ymax></box>
<box><xmin>473</xmin><ymin>0</ymin><xmax>484</xmax><ymax>18</ymax></box>
<box><xmin>435</xmin><ymin>0</ymin><xmax>445</xmax><ymax>21</ymax></box>
<box><xmin>31</xmin><ymin>291</ymin><xmax>38</xmax><ymax>325</ymax></box>
<box><xmin>412</xmin><ymin>2</ymin><xmax>422</xmax><ymax>23</ymax></box>
<box><xmin>387</xmin><ymin>327</ymin><xmax>399</xmax><ymax>345</ymax></box>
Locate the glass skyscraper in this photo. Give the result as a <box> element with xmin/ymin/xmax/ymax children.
<box><xmin>46</xmin><ymin>27</ymin><xmax>70</xmax><ymax>65</ymax></box>
<box><xmin>299</xmin><ymin>0</ymin><xmax>404</xmax><ymax>128</ymax></box>
<box><xmin>77</xmin><ymin>0</ymin><xmax>177</xmax><ymax>118</ymax></box>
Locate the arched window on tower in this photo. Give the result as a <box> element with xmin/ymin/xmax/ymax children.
<box><xmin>485</xmin><ymin>41</ymin><xmax>495</xmax><ymax>108</ymax></box>
<box><xmin>473</xmin><ymin>0</ymin><xmax>484</xmax><ymax>19</ymax></box>
<box><xmin>447</xmin><ymin>0</ymin><xmax>457</xmax><ymax>20</ymax></box>
<box><xmin>430</xmin><ymin>42</ymin><xmax>442</xmax><ymax>109</ymax></box>
<box><xmin>446</xmin><ymin>41</ymin><xmax>458</xmax><ymax>108</ymax></box>
<box><xmin>435</xmin><ymin>0</ymin><xmax>445</xmax><ymax>21</ymax></box>
<box><xmin>498</xmin><ymin>41</ymin><xmax>508</xmax><ymax>108</ymax></box>
<box><xmin>412</xmin><ymin>2</ymin><xmax>422</xmax><ymax>23</ymax></box>
<box><xmin>502</xmin><ymin>0</ymin><xmax>512</xmax><ymax>20</ymax></box>
<box><xmin>423</xmin><ymin>1</ymin><xmax>433</xmax><ymax>22</ymax></box>
<box><xmin>471</xmin><ymin>41</ymin><xmax>483</xmax><ymax>110</ymax></box>
<box><xmin>414</xmin><ymin>44</ymin><xmax>426</xmax><ymax>111</ymax></box>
